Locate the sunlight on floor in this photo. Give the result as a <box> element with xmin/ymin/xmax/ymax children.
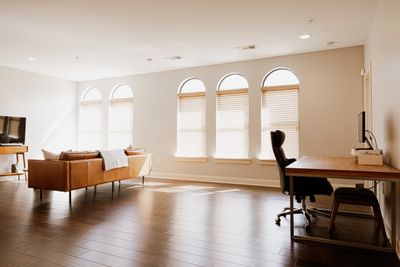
<box><xmin>172</xmin><ymin>185</ymin><xmax>214</xmax><ymax>191</ymax></box>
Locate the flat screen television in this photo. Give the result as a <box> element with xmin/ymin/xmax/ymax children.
<box><xmin>0</xmin><ymin>116</ymin><xmax>26</xmax><ymax>144</ymax></box>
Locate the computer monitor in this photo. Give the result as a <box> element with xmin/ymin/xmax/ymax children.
<box><xmin>357</xmin><ymin>111</ymin><xmax>373</xmax><ymax>149</ymax></box>
<box><xmin>358</xmin><ymin>111</ymin><xmax>366</xmax><ymax>143</ymax></box>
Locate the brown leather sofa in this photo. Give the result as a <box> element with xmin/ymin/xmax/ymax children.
<box><xmin>28</xmin><ymin>151</ymin><xmax>151</xmax><ymax>204</ymax></box>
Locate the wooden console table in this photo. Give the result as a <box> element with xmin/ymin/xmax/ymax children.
<box><xmin>0</xmin><ymin>145</ymin><xmax>28</xmax><ymax>180</ymax></box>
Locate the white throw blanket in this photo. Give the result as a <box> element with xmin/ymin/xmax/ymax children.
<box><xmin>99</xmin><ymin>149</ymin><xmax>128</xmax><ymax>171</ymax></box>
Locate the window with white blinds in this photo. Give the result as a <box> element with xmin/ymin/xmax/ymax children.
<box><xmin>108</xmin><ymin>85</ymin><xmax>134</xmax><ymax>149</ymax></box>
<box><xmin>176</xmin><ymin>79</ymin><xmax>206</xmax><ymax>157</ymax></box>
<box><xmin>79</xmin><ymin>88</ymin><xmax>103</xmax><ymax>150</ymax></box>
<box><xmin>216</xmin><ymin>74</ymin><xmax>249</xmax><ymax>159</ymax></box>
<box><xmin>261</xmin><ymin>69</ymin><xmax>299</xmax><ymax>159</ymax></box>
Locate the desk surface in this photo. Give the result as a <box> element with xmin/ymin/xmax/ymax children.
<box><xmin>286</xmin><ymin>156</ymin><xmax>400</xmax><ymax>180</ymax></box>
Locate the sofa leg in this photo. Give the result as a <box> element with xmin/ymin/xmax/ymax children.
<box><xmin>112</xmin><ymin>181</ymin><xmax>114</xmax><ymax>191</ymax></box>
<box><xmin>69</xmin><ymin>191</ymin><xmax>71</xmax><ymax>205</ymax></box>
<box><xmin>142</xmin><ymin>176</ymin><xmax>144</xmax><ymax>185</ymax></box>
<box><xmin>40</xmin><ymin>189</ymin><xmax>42</xmax><ymax>200</ymax></box>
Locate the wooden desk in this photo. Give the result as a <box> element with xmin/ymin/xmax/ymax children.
<box><xmin>286</xmin><ymin>156</ymin><xmax>400</xmax><ymax>252</ymax></box>
<box><xmin>0</xmin><ymin>145</ymin><xmax>28</xmax><ymax>180</ymax></box>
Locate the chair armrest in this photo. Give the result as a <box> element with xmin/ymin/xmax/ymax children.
<box><xmin>287</xmin><ymin>158</ymin><xmax>296</xmax><ymax>165</ymax></box>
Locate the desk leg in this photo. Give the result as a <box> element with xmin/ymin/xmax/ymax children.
<box><xmin>290</xmin><ymin>175</ymin><xmax>294</xmax><ymax>239</ymax></box>
<box><xmin>391</xmin><ymin>182</ymin><xmax>396</xmax><ymax>251</ymax></box>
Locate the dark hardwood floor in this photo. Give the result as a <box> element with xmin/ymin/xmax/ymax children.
<box><xmin>0</xmin><ymin>177</ymin><xmax>399</xmax><ymax>267</ymax></box>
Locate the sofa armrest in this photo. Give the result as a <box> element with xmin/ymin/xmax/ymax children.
<box><xmin>128</xmin><ymin>153</ymin><xmax>152</xmax><ymax>177</ymax></box>
<box><xmin>28</xmin><ymin>159</ymin><xmax>70</xmax><ymax>192</ymax></box>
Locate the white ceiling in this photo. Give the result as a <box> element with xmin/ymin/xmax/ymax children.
<box><xmin>0</xmin><ymin>0</ymin><xmax>378</xmax><ymax>81</ymax></box>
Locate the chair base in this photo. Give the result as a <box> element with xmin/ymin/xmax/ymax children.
<box><xmin>275</xmin><ymin>202</ymin><xmax>330</xmax><ymax>232</ymax></box>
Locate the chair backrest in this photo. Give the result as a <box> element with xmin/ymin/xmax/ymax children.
<box><xmin>270</xmin><ymin>130</ymin><xmax>293</xmax><ymax>193</ymax></box>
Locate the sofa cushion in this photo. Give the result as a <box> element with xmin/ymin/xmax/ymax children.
<box><xmin>59</xmin><ymin>151</ymin><xmax>100</xmax><ymax>160</ymax></box>
<box><xmin>125</xmin><ymin>148</ymin><xmax>145</xmax><ymax>156</ymax></box>
<box><xmin>41</xmin><ymin>149</ymin><xmax>61</xmax><ymax>160</ymax></box>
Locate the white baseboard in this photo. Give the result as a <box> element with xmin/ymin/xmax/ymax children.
<box><xmin>148</xmin><ymin>172</ymin><xmax>280</xmax><ymax>188</ymax></box>
<box><xmin>148</xmin><ymin>172</ymin><xmax>354</xmax><ymax>189</ymax></box>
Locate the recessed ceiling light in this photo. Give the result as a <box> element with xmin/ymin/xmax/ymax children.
<box><xmin>164</xmin><ymin>56</ymin><xmax>182</xmax><ymax>61</ymax></box>
<box><xmin>27</xmin><ymin>57</ymin><xmax>37</xmax><ymax>61</ymax></box>
<box><xmin>234</xmin><ymin>45</ymin><xmax>256</xmax><ymax>51</ymax></box>
<box><xmin>326</xmin><ymin>41</ymin><xmax>336</xmax><ymax>47</ymax></box>
<box><xmin>299</xmin><ymin>34</ymin><xmax>312</xmax><ymax>40</ymax></box>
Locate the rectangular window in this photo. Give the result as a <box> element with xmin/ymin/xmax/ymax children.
<box><xmin>108</xmin><ymin>100</ymin><xmax>133</xmax><ymax>149</ymax></box>
<box><xmin>177</xmin><ymin>93</ymin><xmax>206</xmax><ymax>157</ymax></box>
<box><xmin>79</xmin><ymin>102</ymin><xmax>102</xmax><ymax>150</ymax></box>
<box><xmin>261</xmin><ymin>86</ymin><xmax>299</xmax><ymax>159</ymax></box>
<box><xmin>216</xmin><ymin>89</ymin><xmax>249</xmax><ymax>159</ymax></box>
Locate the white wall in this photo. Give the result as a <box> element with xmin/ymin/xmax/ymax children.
<box><xmin>0</xmin><ymin>66</ymin><xmax>76</xmax><ymax>172</ymax></box>
<box><xmin>364</xmin><ymin>0</ymin><xmax>400</xmax><ymax>253</ymax></box>
<box><xmin>78</xmin><ymin>46</ymin><xmax>364</xmax><ymax>187</ymax></box>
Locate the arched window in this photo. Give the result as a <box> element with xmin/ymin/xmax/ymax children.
<box><xmin>176</xmin><ymin>78</ymin><xmax>206</xmax><ymax>157</ymax></box>
<box><xmin>79</xmin><ymin>88</ymin><xmax>102</xmax><ymax>150</ymax></box>
<box><xmin>216</xmin><ymin>73</ymin><xmax>249</xmax><ymax>159</ymax></box>
<box><xmin>261</xmin><ymin>68</ymin><xmax>299</xmax><ymax>159</ymax></box>
<box><xmin>108</xmin><ymin>85</ymin><xmax>134</xmax><ymax>149</ymax></box>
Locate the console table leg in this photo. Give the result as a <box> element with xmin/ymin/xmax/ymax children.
<box><xmin>22</xmin><ymin>152</ymin><xmax>27</xmax><ymax>181</ymax></box>
<box><xmin>16</xmin><ymin>153</ymin><xmax>20</xmax><ymax>181</ymax></box>
<box><xmin>40</xmin><ymin>189</ymin><xmax>42</xmax><ymax>200</ymax></box>
<box><xmin>142</xmin><ymin>176</ymin><xmax>144</xmax><ymax>185</ymax></box>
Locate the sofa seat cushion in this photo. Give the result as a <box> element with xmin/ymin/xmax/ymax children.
<box><xmin>59</xmin><ymin>151</ymin><xmax>100</xmax><ymax>160</ymax></box>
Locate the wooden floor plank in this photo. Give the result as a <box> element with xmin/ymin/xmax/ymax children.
<box><xmin>0</xmin><ymin>177</ymin><xmax>399</xmax><ymax>266</ymax></box>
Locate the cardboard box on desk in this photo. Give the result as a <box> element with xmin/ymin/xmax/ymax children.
<box><xmin>357</xmin><ymin>154</ymin><xmax>383</xmax><ymax>165</ymax></box>
<box><xmin>351</xmin><ymin>148</ymin><xmax>383</xmax><ymax>166</ymax></box>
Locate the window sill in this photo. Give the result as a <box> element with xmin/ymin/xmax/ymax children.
<box><xmin>214</xmin><ymin>158</ymin><xmax>252</xmax><ymax>164</ymax></box>
<box><xmin>175</xmin><ymin>156</ymin><xmax>208</xmax><ymax>163</ymax></box>
<box><xmin>259</xmin><ymin>159</ymin><xmax>277</xmax><ymax>166</ymax></box>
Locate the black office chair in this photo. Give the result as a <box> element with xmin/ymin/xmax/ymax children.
<box><xmin>271</xmin><ymin>130</ymin><xmax>333</xmax><ymax>231</ymax></box>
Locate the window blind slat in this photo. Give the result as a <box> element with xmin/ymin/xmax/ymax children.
<box><xmin>177</xmin><ymin>95</ymin><xmax>206</xmax><ymax>157</ymax></box>
<box><xmin>216</xmin><ymin>92</ymin><xmax>249</xmax><ymax>159</ymax></box>
<box><xmin>79</xmin><ymin>103</ymin><xmax>102</xmax><ymax>150</ymax></box>
<box><xmin>109</xmin><ymin>101</ymin><xmax>133</xmax><ymax>149</ymax></box>
<box><xmin>261</xmin><ymin>88</ymin><xmax>299</xmax><ymax>159</ymax></box>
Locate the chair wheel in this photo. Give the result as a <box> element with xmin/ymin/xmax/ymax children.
<box><xmin>305</xmin><ymin>224</ymin><xmax>311</xmax><ymax>232</ymax></box>
<box><xmin>275</xmin><ymin>218</ymin><xmax>281</xmax><ymax>225</ymax></box>
<box><xmin>283</xmin><ymin>214</ymin><xmax>287</xmax><ymax>218</ymax></box>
